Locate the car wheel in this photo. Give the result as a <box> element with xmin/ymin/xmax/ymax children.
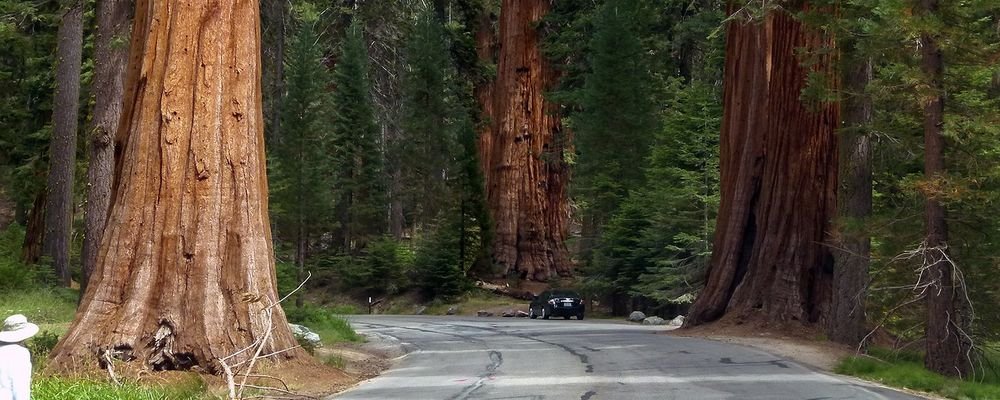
<box><xmin>529</xmin><ymin>307</ymin><xmax>537</xmax><ymax>319</ymax></box>
<box><xmin>542</xmin><ymin>306</ymin><xmax>550</xmax><ymax>320</ymax></box>
<box><xmin>577</xmin><ymin>313</ymin><xmax>585</xmax><ymax>320</ymax></box>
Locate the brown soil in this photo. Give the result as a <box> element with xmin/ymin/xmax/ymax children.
<box><xmin>670</xmin><ymin>317</ymin><xmax>854</xmax><ymax>371</ymax></box>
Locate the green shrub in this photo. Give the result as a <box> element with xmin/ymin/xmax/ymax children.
<box><xmin>0</xmin><ymin>224</ymin><xmax>57</xmax><ymax>291</ymax></box>
<box><xmin>334</xmin><ymin>237</ymin><xmax>412</xmax><ymax>295</ymax></box>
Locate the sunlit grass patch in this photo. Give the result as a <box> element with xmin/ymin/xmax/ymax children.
<box><xmin>836</xmin><ymin>347</ymin><xmax>1000</xmax><ymax>399</ymax></box>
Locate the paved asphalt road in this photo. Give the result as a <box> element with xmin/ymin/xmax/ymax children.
<box><xmin>330</xmin><ymin>315</ymin><xmax>922</xmax><ymax>400</ymax></box>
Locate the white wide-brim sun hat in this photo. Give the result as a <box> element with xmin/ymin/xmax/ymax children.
<box><xmin>0</xmin><ymin>314</ymin><xmax>39</xmax><ymax>343</ymax></box>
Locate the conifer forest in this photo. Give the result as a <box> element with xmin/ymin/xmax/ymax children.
<box><xmin>1</xmin><ymin>0</ymin><xmax>999</xmax><ymax>396</ymax></box>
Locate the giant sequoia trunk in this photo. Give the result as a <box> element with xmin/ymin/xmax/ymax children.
<box><xmin>49</xmin><ymin>0</ymin><xmax>305</xmax><ymax>373</ymax></box>
<box><xmin>82</xmin><ymin>0</ymin><xmax>131</xmax><ymax>296</ymax></box>
<box><xmin>686</xmin><ymin>5</ymin><xmax>839</xmax><ymax>326</ymax></box>
<box><xmin>475</xmin><ymin>10</ymin><xmax>496</xmax><ymax>190</ymax></box>
<box><xmin>919</xmin><ymin>0</ymin><xmax>972</xmax><ymax>377</ymax></box>
<box><xmin>486</xmin><ymin>0</ymin><xmax>571</xmax><ymax>281</ymax></box>
<box><xmin>43</xmin><ymin>1</ymin><xmax>84</xmax><ymax>287</ymax></box>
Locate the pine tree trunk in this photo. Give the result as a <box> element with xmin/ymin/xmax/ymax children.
<box><xmin>686</xmin><ymin>5</ymin><xmax>839</xmax><ymax>327</ymax></box>
<box><xmin>21</xmin><ymin>192</ymin><xmax>45</xmax><ymax>264</ymax></box>
<box><xmin>43</xmin><ymin>0</ymin><xmax>84</xmax><ymax>287</ymax></box>
<box><xmin>919</xmin><ymin>0</ymin><xmax>972</xmax><ymax>377</ymax></box>
<box><xmin>826</xmin><ymin>47</ymin><xmax>872</xmax><ymax>345</ymax></box>
<box><xmin>827</xmin><ymin>51</ymin><xmax>872</xmax><ymax>346</ymax></box>
<box><xmin>49</xmin><ymin>0</ymin><xmax>305</xmax><ymax>373</ymax></box>
<box><xmin>487</xmin><ymin>0</ymin><xmax>571</xmax><ymax>281</ymax></box>
<box><xmin>82</xmin><ymin>0</ymin><xmax>131</xmax><ymax>297</ymax></box>
<box><xmin>261</xmin><ymin>0</ymin><xmax>287</xmax><ymax>141</ymax></box>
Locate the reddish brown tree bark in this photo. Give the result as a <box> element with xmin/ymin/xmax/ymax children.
<box><xmin>49</xmin><ymin>0</ymin><xmax>305</xmax><ymax>373</ymax></box>
<box><xmin>82</xmin><ymin>0</ymin><xmax>132</xmax><ymax>297</ymax></box>
<box><xmin>686</xmin><ymin>5</ymin><xmax>839</xmax><ymax>327</ymax></box>
<box><xmin>475</xmin><ymin>10</ymin><xmax>496</xmax><ymax>190</ymax></box>
<box><xmin>919</xmin><ymin>0</ymin><xmax>972</xmax><ymax>377</ymax></box>
<box><xmin>43</xmin><ymin>0</ymin><xmax>84</xmax><ymax>287</ymax></box>
<box><xmin>486</xmin><ymin>0</ymin><xmax>571</xmax><ymax>281</ymax></box>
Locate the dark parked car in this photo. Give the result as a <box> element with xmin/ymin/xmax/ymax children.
<box><xmin>529</xmin><ymin>289</ymin><xmax>585</xmax><ymax>320</ymax></box>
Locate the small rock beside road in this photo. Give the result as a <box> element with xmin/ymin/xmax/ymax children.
<box><xmin>289</xmin><ymin>323</ymin><xmax>322</xmax><ymax>348</ymax></box>
<box><xmin>627</xmin><ymin>311</ymin><xmax>647</xmax><ymax>322</ymax></box>
<box><xmin>477</xmin><ymin>310</ymin><xmax>494</xmax><ymax>317</ymax></box>
<box><xmin>669</xmin><ymin>315</ymin><xmax>685</xmax><ymax>326</ymax></box>
<box><xmin>642</xmin><ymin>316</ymin><xmax>667</xmax><ymax>325</ymax></box>
<box><xmin>501</xmin><ymin>309</ymin><xmax>516</xmax><ymax>317</ymax></box>
<box><xmin>446</xmin><ymin>306</ymin><xmax>458</xmax><ymax>315</ymax></box>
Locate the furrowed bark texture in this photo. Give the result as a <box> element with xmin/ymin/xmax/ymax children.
<box><xmin>475</xmin><ymin>10</ymin><xmax>496</xmax><ymax>190</ymax></box>
<box><xmin>49</xmin><ymin>0</ymin><xmax>305</xmax><ymax>373</ymax></box>
<box><xmin>919</xmin><ymin>0</ymin><xmax>972</xmax><ymax>377</ymax></box>
<box><xmin>686</xmin><ymin>5</ymin><xmax>839</xmax><ymax>326</ymax></box>
<box><xmin>827</xmin><ymin>52</ymin><xmax>872</xmax><ymax>346</ymax></box>
<box><xmin>83</xmin><ymin>0</ymin><xmax>132</xmax><ymax>295</ymax></box>
<box><xmin>487</xmin><ymin>0</ymin><xmax>571</xmax><ymax>281</ymax></box>
<box><xmin>44</xmin><ymin>1</ymin><xmax>85</xmax><ymax>287</ymax></box>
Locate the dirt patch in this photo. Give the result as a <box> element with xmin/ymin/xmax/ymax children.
<box><xmin>670</xmin><ymin>318</ymin><xmax>854</xmax><ymax>371</ymax></box>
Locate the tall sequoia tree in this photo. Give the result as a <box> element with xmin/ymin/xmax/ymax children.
<box><xmin>82</xmin><ymin>0</ymin><xmax>132</xmax><ymax>296</ymax></box>
<box><xmin>43</xmin><ymin>0</ymin><xmax>85</xmax><ymax>286</ymax></box>
<box><xmin>486</xmin><ymin>0</ymin><xmax>571</xmax><ymax>281</ymax></box>
<box><xmin>686</xmin><ymin>3</ymin><xmax>840</xmax><ymax>326</ymax></box>
<box><xmin>49</xmin><ymin>0</ymin><xmax>305</xmax><ymax>372</ymax></box>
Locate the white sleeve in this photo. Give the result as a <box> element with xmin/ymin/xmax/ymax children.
<box><xmin>10</xmin><ymin>348</ymin><xmax>30</xmax><ymax>400</ymax></box>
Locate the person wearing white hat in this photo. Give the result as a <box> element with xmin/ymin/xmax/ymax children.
<box><xmin>0</xmin><ymin>314</ymin><xmax>39</xmax><ymax>400</ymax></box>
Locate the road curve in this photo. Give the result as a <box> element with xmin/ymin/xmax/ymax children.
<box><xmin>330</xmin><ymin>315</ymin><xmax>921</xmax><ymax>400</ymax></box>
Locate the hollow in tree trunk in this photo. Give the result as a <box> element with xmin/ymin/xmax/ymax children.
<box><xmin>487</xmin><ymin>0</ymin><xmax>571</xmax><ymax>281</ymax></box>
<box><xmin>686</xmin><ymin>5</ymin><xmax>839</xmax><ymax>327</ymax></box>
<box><xmin>49</xmin><ymin>0</ymin><xmax>305</xmax><ymax>373</ymax></box>
<box><xmin>82</xmin><ymin>0</ymin><xmax>132</xmax><ymax>297</ymax></box>
<box><xmin>43</xmin><ymin>0</ymin><xmax>84</xmax><ymax>287</ymax></box>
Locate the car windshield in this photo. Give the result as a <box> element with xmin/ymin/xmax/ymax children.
<box><xmin>549</xmin><ymin>290</ymin><xmax>579</xmax><ymax>298</ymax></box>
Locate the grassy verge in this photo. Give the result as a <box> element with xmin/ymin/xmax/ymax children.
<box><xmin>33</xmin><ymin>376</ymin><xmax>212</xmax><ymax>400</ymax></box>
<box><xmin>285</xmin><ymin>304</ymin><xmax>364</xmax><ymax>347</ymax></box>
<box><xmin>421</xmin><ymin>289</ymin><xmax>527</xmax><ymax>315</ymax></box>
<box><xmin>836</xmin><ymin>347</ymin><xmax>1000</xmax><ymax>399</ymax></box>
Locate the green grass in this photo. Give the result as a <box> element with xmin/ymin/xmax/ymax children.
<box><xmin>33</xmin><ymin>376</ymin><xmax>213</xmax><ymax>400</ymax></box>
<box><xmin>423</xmin><ymin>289</ymin><xmax>525</xmax><ymax>315</ymax></box>
<box><xmin>836</xmin><ymin>347</ymin><xmax>1000</xmax><ymax>399</ymax></box>
<box><xmin>0</xmin><ymin>287</ymin><xmax>78</xmax><ymax>332</ymax></box>
<box><xmin>285</xmin><ymin>304</ymin><xmax>363</xmax><ymax>347</ymax></box>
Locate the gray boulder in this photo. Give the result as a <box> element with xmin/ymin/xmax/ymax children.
<box><xmin>289</xmin><ymin>323</ymin><xmax>322</xmax><ymax>348</ymax></box>
<box><xmin>669</xmin><ymin>315</ymin><xmax>685</xmax><ymax>327</ymax></box>
<box><xmin>501</xmin><ymin>309</ymin><xmax>516</xmax><ymax>317</ymax></box>
<box><xmin>477</xmin><ymin>310</ymin><xmax>494</xmax><ymax>317</ymax></box>
<box><xmin>627</xmin><ymin>311</ymin><xmax>647</xmax><ymax>322</ymax></box>
<box><xmin>446</xmin><ymin>306</ymin><xmax>458</xmax><ymax>315</ymax></box>
<box><xmin>642</xmin><ymin>316</ymin><xmax>667</xmax><ymax>325</ymax></box>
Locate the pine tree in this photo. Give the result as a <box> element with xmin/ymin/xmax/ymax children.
<box><xmin>270</xmin><ymin>7</ymin><xmax>336</xmax><ymax>307</ymax></box>
<box><xmin>399</xmin><ymin>8</ymin><xmax>457</xmax><ymax>229</ymax></box>
<box><xmin>331</xmin><ymin>18</ymin><xmax>386</xmax><ymax>253</ymax></box>
<box><xmin>573</xmin><ymin>0</ymin><xmax>657</xmax><ymax>261</ymax></box>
